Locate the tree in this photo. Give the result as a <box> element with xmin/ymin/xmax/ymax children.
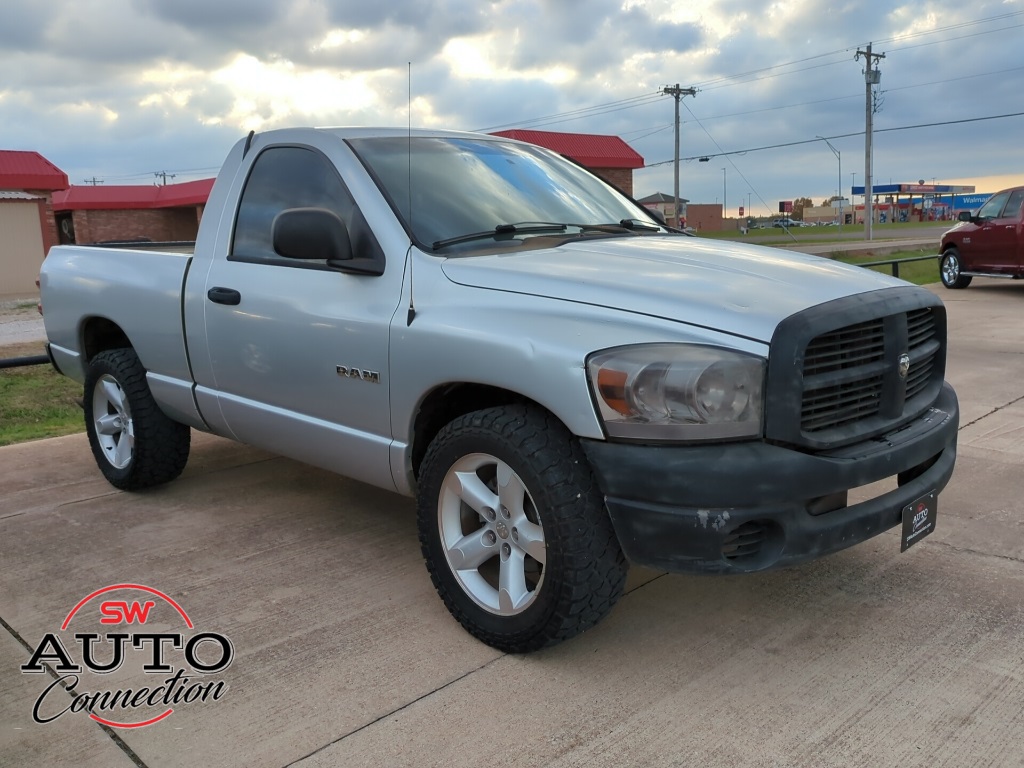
<box><xmin>792</xmin><ymin>197</ymin><xmax>814</xmax><ymax>220</ymax></box>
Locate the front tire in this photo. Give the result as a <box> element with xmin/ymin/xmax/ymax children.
<box><xmin>940</xmin><ymin>249</ymin><xmax>972</xmax><ymax>289</ymax></box>
<box><xmin>417</xmin><ymin>405</ymin><xmax>627</xmax><ymax>653</ymax></box>
<box><xmin>84</xmin><ymin>348</ymin><xmax>190</xmax><ymax>490</ymax></box>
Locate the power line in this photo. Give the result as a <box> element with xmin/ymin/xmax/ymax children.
<box><xmin>678</xmin><ymin>101</ymin><xmax>780</xmax><ymax>236</ymax></box>
<box><xmin>474</xmin><ymin>92</ymin><xmax>662</xmax><ymax>132</ymax></box>
<box><xmin>466</xmin><ymin>10</ymin><xmax>1024</xmax><ymax>138</ymax></box>
<box><xmin>886</xmin><ymin>22</ymin><xmax>1024</xmax><ymax>54</ymax></box>
<box><xmin>691</xmin><ymin>10</ymin><xmax>1024</xmax><ymax>92</ymax></box>
<box><xmin>641</xmin><ymin>110</ymin><xmax>1024</xmax><ymax>167</ymax></box>
<box><xmin>684</xmin><ymin>64</ymin><xmax>1024</xmax><ymax>125</ymax></box>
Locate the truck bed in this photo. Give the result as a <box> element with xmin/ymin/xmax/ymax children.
<box><xmin>40</xmin><ymin>245</ymin><xmax>194</xmax><ymax>389</ymax></box>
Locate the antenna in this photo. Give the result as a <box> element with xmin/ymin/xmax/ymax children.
<box><xmin>406</xmin><ymin>61</ymin><xmax>416</xmax><ymax>326</ymax></box>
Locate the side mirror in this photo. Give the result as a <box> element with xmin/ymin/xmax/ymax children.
<box><xmin>272</xmin><ymin>208</ymin><xmax>352</xmax><ymax>262</ymax></box>
<box><xmin>648</xmin><ymin>209</ymin><xmax>667</xmax><ymax>225</ymax></box>
<box><xmin>957</xmin><ymin>211</ymin><xmax>973</xmax><ymax>223</ymax></box>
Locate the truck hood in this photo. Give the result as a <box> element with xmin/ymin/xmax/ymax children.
<box><xmin>440</xmin><ymin>236</ymin><xmax>906</xmax><ymax>343</ymax></box>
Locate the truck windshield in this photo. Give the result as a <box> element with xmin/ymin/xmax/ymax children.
<box><xmin>348</xmin><ymin>136</ymin><xmax>663</xmax><ymax>252</ymax></box>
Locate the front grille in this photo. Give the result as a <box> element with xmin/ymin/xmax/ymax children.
<box><xmin>803</xmin><ymin>319</ymin><xmax>885</xmax><ymax>376</ymax></box>
<box><xmin>801</xmin><ymin>317</ymin><xmax>887</xmax><ymax>433</ymax></box>
<box><xmin>801</xmin><ymin>375</ymin><xmax>884</xmax><ymax>432</ymax></box>
<box><xmin>906</xmin><ymin>307</ymin><xmax>938</xmax><ymax>401</ymax></box>
<box><xmin>765</xmin><ymin>289</ymin><xmax>947</xmax><ymax>451</ymax></box>
<box><xmin>800</xmin><ymin>308</ymin><xmax>940</xmax><ymax>435</ymax></box>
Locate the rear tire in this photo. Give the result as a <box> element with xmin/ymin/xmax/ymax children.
<box><xmin>940</xmin><ymin>249</ymin><xmax>972</xmax><ymax>289</ymax></box>
<box><xmin>417</xmin><ymin>405</ymin><xmax>627</xmax><ymax>653</ymax></box>
<box><xmin>84</xmin><ymin>348</ymin><xmax>190</xmax><ymax>490</ymax></box>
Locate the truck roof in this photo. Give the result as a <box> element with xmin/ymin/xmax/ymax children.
<box><xmin>259</xmin><ymin>126</ymin><xmax>509</xmax><ymax>142</ymax></box>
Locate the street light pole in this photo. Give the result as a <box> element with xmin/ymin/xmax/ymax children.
<box><xmin>817</xmin><ymin>136</ymin><xmax>842</xmax><ymax>227</ymax></box>
<box><xmin>721</xmin><ymin>167</ymin><xmax>727</xmax><ymax>220</ymax></box>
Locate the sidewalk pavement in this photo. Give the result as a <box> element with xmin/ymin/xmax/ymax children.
<box><xmin>2</xmin><ymin>281</ymin><xmax>1023</xmax><ymax>768</ymax></box>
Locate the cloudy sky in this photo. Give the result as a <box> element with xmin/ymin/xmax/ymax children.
<box><xmin>2</xmin><ymin>0</ymin><xmax>1022</xmax><ymax>216</ymax></box>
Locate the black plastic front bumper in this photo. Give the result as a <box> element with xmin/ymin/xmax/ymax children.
<box><xmin>582</xmin><ymin>383</ymin><xmax>958</xmax><ymax>574</ymax></box>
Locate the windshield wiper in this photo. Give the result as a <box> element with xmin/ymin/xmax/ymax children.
<box><xmin>433</xmin><ymin>222</ymin><xmax>568</xmax><ymax>250</ymax></box>
<box><xmin>569</xmin><ymin>220</ymin><xmax>659</xmax><ymax>234</ymax></box>
<box><xmin>431</xmin><ymin>219</ymin><xmax>661</xmax><ymax>250</ymax></box>
<box><xmin>617</xmin><ymin>218</ymin><xmax>661</xmax><ymax>232</ymax></box>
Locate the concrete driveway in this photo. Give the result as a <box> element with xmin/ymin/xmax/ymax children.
<box><xmin>2</xmin><ymin>281</ymin><xmax>1023</xmax><ymax>768</ymax></box>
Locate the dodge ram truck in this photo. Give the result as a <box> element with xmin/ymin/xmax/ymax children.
<box><xmin>40</xmin><ymin>127</ymin><xmax>959</xmax><ymax>652</ymax></box>
<box><xmin>940</xmin><ymin>185</ymin><xmax>1024</xmax><ymax>288</ymax></box>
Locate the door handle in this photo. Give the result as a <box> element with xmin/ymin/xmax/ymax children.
<box><xmin>207</xmin><ymin>287</ymin><xmax>241</xmax><ymax>305</ymax></box>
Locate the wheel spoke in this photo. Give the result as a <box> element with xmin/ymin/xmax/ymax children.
<box><xmin>496</xmin><ymin>462</ymin><xmax>526</xmax><ymax>519</ymax></box>
<box><xmin>95</xmin><ymin>413</ymin><xmax>122</xmax><ymax>436</ymax></box>
<box><xmin>515</xmin><ymin>520</ymin><xmax>546</xmax><ymax>564</ymax></box>
<box><xmin>446</xmin><ymin>528</ymin><xmax>497</xmax><ymax>570</ymax></box>
<box><xmin>101</xmin><ymin>379</ymin><xmax>124</xmax><ymax>412</ymax></box>
<box><xmin>113</xmin><ymin>432</ymin><xmax>133</xmax><ymax>468</ymax></box>
<box><xmin>498</xmin><ymin>548</ymin><xmax>530</xmax><ymax>612</ymax></box>
<box><xmin>451</xmin><ymin>470</ymin><xmax>497</xmax><ymax>517</ymax></box>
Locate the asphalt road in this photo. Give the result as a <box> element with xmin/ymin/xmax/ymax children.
<box><xmin>2</xmin><ymin>280</ymin><xmax>1023</xmax><ymax>767</ymax></box>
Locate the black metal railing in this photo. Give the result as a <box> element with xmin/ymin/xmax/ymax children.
<box><xmin>852</xmin><ymin>254</ymin><xmax>937</xmax><ymax>279</ymax></box>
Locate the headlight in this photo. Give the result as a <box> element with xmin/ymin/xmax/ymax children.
<box><xmin>587</xmin><ymin>344</ymin><xmax>765</xmax><ymax>441</ymax></box>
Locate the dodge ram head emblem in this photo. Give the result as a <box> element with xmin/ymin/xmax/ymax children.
<box><xmin>898</xmin><ymin>353</ymin><xmax>911</xmax><ymax>379</ymax></box>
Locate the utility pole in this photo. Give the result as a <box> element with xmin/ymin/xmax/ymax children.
<box><xmin>662</xmin><ymin>84</ymin><xmax>697</xmax><ymax>227</ymax></box>
<box><xmin>83</xmin><ymin>177</ymin><xmax>103</xmax><ymax>186</ymax></box>
<box><xmin>154</xmin><ymin>171</ymin><xmax>176</xmax><ymax>186</ymax></box>
<box><xmin>856</xmin><ymin>44</ymin><xmax>885</xmax><ymax>240</ymax></box>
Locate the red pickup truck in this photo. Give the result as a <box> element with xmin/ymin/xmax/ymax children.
<box><xmin>940</xmin><ymin>186</ymin><xmax>1024</xmax><ymax>288</ymax></box>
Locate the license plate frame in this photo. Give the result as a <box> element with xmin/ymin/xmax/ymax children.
<box><xmin>900</xmin><ymin>490</ymin><xmax>938</xmax><ymax>552</ymax></box>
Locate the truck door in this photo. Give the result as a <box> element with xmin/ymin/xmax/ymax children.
<box><xmin>200</xmin><ymin>144</ymin><xmax>402</xmax><ymax>491</ymax></box>
<box><xmin>969</xmin><ymin>190</ymin><xmax>1015</xmax><ymax>272</ymax></box>
<box><xmin>1000</xmin><ymin>188</ymin><xmax>1024</xmax><ymax>272</ymax></box>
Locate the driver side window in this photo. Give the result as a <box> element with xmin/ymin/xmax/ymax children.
<box><xmin>230</xmin><ymin>145</ymin><xmax>383</xmax><ymax>269</ymax></box>
<box><xmin>1001</xmin><ymin>189</ymin><xmax>1024</xmax><ymax>221</ymax></box>
<box><xmin>977</xmin><ymin>191</ymin><xmax>1011</xmax><ymax>220</ymax></box>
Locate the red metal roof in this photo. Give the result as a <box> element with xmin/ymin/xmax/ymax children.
<box><xmin>52</xmin><ymin>178</ymin><xmax>215</xmax><ymax>211</ymax></box>
<box><xmin>490</xmin><ymin>129</ymin><xmax>644</xmax><ymax>169</ymax></box>
<box><xmin>0</xmin><ymin>150</ymin><xmax>69</xmax><ymax>191</ymax></box>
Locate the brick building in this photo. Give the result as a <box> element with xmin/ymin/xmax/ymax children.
<box><xmin>685</xmin><ymin>203</ymin><xmax>725</xmax><ymax>233</ymax></box>
<box><xmin>489</xmin><ymin>129</ymin><xmax>644</xmax><ymax>196</ymax></box>
<box><xmin>637</xmin><ymin>194</ymin><xmax>725</xmax><ymax>232</ymax></box>
<box><xmin>637</xmin><ymin>191</ymin><xmax>689</xmax><ymax>227</ymax></box>
<box><xmin>0</xmin><ymin>151</ymin><xmax>68</xmax><ymax>298</ymax></box>
<box><xmin>52</xmin><ymin>179</ymin><xmax>214</xmax><ymax>245</ymax></box>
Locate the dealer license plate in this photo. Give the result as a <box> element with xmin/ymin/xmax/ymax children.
<box><xmin>900</xmin><ymin>491</ymin><xmax>938</xmax><ymax>552</ymax></box>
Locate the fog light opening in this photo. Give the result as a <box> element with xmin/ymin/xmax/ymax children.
<box><xmin>721</xmin><ymin>519</ymin><xmax>784</xmax><ymax>568</ymax></box>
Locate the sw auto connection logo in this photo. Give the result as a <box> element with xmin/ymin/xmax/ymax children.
<box><xmin>20</xmin><ymin>584</ymin><xmax>232</xmax><ymax>728</ymax></box>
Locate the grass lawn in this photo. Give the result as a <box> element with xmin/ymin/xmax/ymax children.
<box><xmin>0</xmin><ymin>342</ymin><xmax>84</xmax><ymax>446</ymax></box>
<box><xmin>833</xmin><ymin>247</ymin><xmax>940</xmax><ymax>286</ymax></box>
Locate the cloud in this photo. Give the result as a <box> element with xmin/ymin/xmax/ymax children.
<box><xmin>0</xmin><ymin>0</ymin><xmax>1019</xmax><ymax>209</ymax></box>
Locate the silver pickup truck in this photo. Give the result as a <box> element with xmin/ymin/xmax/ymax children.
<box><xmin>40</xmin><ymin>127</ymin><xmax>959</xmax><ymax>652</ymax></box>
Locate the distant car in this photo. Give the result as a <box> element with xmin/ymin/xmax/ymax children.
<box><xmin>939</xmin><ymin>186</ymin><xmax>1024</xmax><ymax>289</ymax></box>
